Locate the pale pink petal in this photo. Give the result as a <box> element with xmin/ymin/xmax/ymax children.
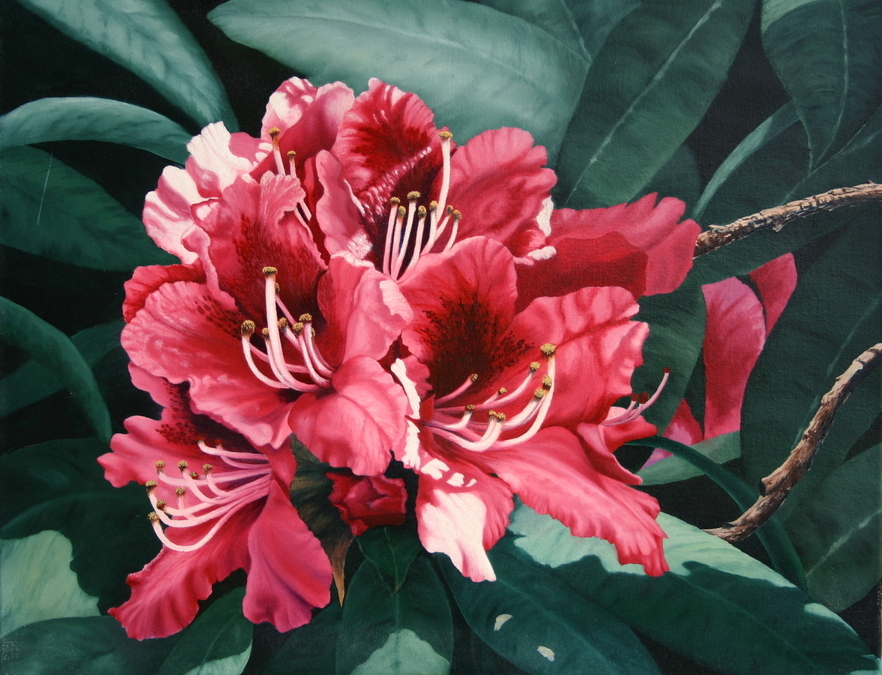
<box><xmin>243</xmin><ymin>482</ymin><xmax>332</xmax><ymax>630</ymax></box>
<box><xmin>122</xmin><ymin>262</ymin><xmax>204</xmax><ymax>322</ymax></box>
<box><xmin>749</xmin><ymin>253</ymin><xmax>797</xmax><ymax>334</ymax></box>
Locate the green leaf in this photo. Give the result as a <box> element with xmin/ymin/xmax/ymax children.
<box><xmin>761</xmin><ymin>0</ymin><xmax>882</xmax><ymax>166</ymax></box>
<box><xmin>1</xmin><ymin>321</ymin><xmax>122</xmax><ymax>417</ymax></box>
<box><xmin>691</xmin><ymin>102</ymin><xmax>882</xmax><ymax>285</ymax></box>
<box><xmin>440</xmin><ymin>547</ymin><xmax>661</xmax><ymax>675</ymax></box>
<box><xmin>264</xmin><ymin>603</ymin><xmax>341</xmax><ymax>675</ymax></box>
<box><xmin>0</xmin><ymin>98</ymin><xmax>192</xmax><ymax>163</ymax></box>
<box><xmin>631</xmin><ymin>278</ymin><xmax>706</xmax><ymax>430</ymax></box>
<box><xmin>693</xmin><ymin>102</ymin><xmax>801</xmax><ymax>220</ymax></box>
<box><xmin>0</xmin><ymin>616</ymin><xmax>178</xmax><ymax>675</ymax></box>
<box><xmin>637</xmin><ymin>144</ymin><xmax>702</xmax><ymax>208</ymax></box>
<box><xmin>785</xmin><ymin>444</ymin><xmax>882</xmax><ymax>612</ymax></box>
<box><xmin>357</xmin><ymin>525</ymin><xmax>422</xmax><ymax>593</ymax></box>
<box><xmin>740</xmin><ymin>209</ymin><xmax>882</xmax><ymax>516</ymax></box>
<box><xmin>0</xmin><ymin>439</ymin><xmax>161</xmax><ymax>612</ymax></box>
<box><xmin>208</xmin><ymin>0</ymin><xmax>588</xmax><ymax>159</ymax></box>
<box><xmin>337</xmin><ymin>557</ymin><xmax>452</xmax><ymax>675</ymax></box>
<box><xmin>555</xmin><ymin>0</ymin><xmax>753</xmax><ymax>208</ymax></box>
<box><xmin>158</xmin><ymin>588</ymin><xmax>252</xmax><ymax>675</ymax></box>
<box><xmin>0</xmin><ymin>531</ymin><xmax>100</xmax><ymax>639</ymax></box>
<box><xmin>509</xmin><ymin>505</ymin><xmax>880</xmax><ymax>675</ymax></box>
<box><xmin>13</xmin><ymin>0</ymin><xmax>236</xmax><ymax>129</ymax></box>
<box><xmin>562</xmin><ymin>0</ymin><xmax>641</xmax><ymax>59</ymax></box>
<box><xmin>477</xmin><ymin>0</ymin><xmax>588</xmax><ymax>61</ymax></box>
<box><xmin>0</xmin><ymin>298</ymin><xmax>110</xmax><ymax>440</ymax></box>
<box><xmin>637</xmin><ymin>431</ymin><xmax>741</xmax><ymax>485</ymax></box>
<box><xmin>0</xmin><ymin>146</ymin><xmax>174</xmax><ymax>271</ymax></box>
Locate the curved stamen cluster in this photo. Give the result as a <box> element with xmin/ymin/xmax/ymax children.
<box><xmin>383</xmin><ymin>132</ymin><xmax>461</xmax><ymax>281</ymax></box>
<box><xmin>145</xmin><ymin>444</ymin><xmax>272</xmax><ymax>552</ymax></box>
<box><xmin>423</xmin><ymin>343</ymin><xmax>557</xmax><ymax>453</ymax></box>
<box><xmin>240</xmin><ymin>267</ymin><xmax>335</xmax><ymax>391</ymax></box>
<box><xmin>602</xmin><ymin>367</ymin><xmax>670</xmax><ymax>426</ymax></box>
<box><xmin>266</xmin><ymin>127</ymin><xmax>313</xmax><ymax>233</ymax></box>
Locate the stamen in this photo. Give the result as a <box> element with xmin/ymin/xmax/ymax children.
<box><xmin>382</xmin><ymin>198</ymin><xmax>401</xmax><ymax>276</ymax></box>
<box><xmin>602</xmin><ymin>368</ymin><xmax>670</xmax><ymax>426</ymax></box>
<box><xmin>262</xmin><ymin>270</ymin><xmax>317</xmax><ymax>391</ymax></box>
<box><xmin>241</xmin><ymin>322</ymin><xmax>288</xmax><ymax>389</ymax></box>
<box><xmin>435</xmin><ymin>373</ymin><xmax>478</xmax><ymax>405</ymax></box>
<box><xmin>268</xmin><ymin>127</ymin><xmax>285</xmax><ymax>175</ymax></box>
<box><xmin>391</xmin><ymin>193</ymin><xmax>420</xmax><ymax>278</ymax></box>
<box><xmin>441</xmin><ymin>210</ymin><xmax>461</xmax><ymax>253</ymax></box>
<box><xmin>155</xmin><ymin>461</ymin><xmax>166</xmax><ymax>473</ymax></box>
<box><xmin>287</xmin><ymin>150</ymin><xmax>297</xmax><ymax>177</ymax></box>
<box><xmin>494</xmin><ymin>353</ymin><xmax>556</xmax><ymax>448</ymax></box>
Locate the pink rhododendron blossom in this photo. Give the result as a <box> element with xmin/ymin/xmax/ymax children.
<box><xmin>389</xmin><ymin>237</ymin><xmax>669</xmax><ymax>581</ymax></box>
<box><xmin>647</xmin><ymin>254</ymin><xmax>798</xmax><ymax>464</ymax></box>
<box><xmin>327</xmin><ymin>472</ymin><xmax>408</xmax><ymax>536</ymax></box>
<box><xmin>99</xmin><ymin>366</ymin><xmax>331</xmax><ymax>639</ymax></box>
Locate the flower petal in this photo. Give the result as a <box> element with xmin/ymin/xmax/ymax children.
<box><xmin>749</xmin><ymin>253</ymin><xmax>797</xmax><ymax>334</ymax></box>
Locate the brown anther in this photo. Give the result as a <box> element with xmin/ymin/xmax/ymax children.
<box><xmin>529</xmin><ymin>361</ymin><xmax>541</xmax><ymax>372</ymax></box>
<box><xmin>498</xmin><ymin>387</ymin><xmax>507</xmax><ymax>395</ymax></box>
<box><xmin>446</xmin><ymin>205</ymin><xmax>454</xmax><ymax>215</ymax></box>
<box><xmin>470</xmin><ymin>373</ymin><xmax>479</xmax><ymax>382</ymax></box>
<box><xmin>148</xmin><ymin>512</ymin><xmax>160</xmax><ymax>523</ymax></box>
<box><xmin>263</xmin><ymin>266</ymin><xmax>278</xmax><ymax>276</ymax></box>
<box><xmin>534</xmin><ymin>388</ymin><xmax>547</xmax><ymax>399</ymax></box>
<box><xmin>299</xmin><ymin>313</ymin><xmax>313</xmax><ymax>322</ymax></box>
<box><xmin>292</xmin><ymin>322</ymin><xmax>305</xmax><ymax>334</ymax></box>
<box><xmin>175</xmin><ymin>487</ymin><xmax>186</xmax><ymax>497</ymax></box>
<box><xmin>275</xmin><ymin>282</ymin><xmax>281</xmax><ymax>293</ymax></box>
<box><xmin>407</xmin><ymin>191</ymin><xmax>421</xmax><ymax>201</ymax></box>
<box><xmin>398</xmin><ymin>205</ymin><xmax>407</xmax><ymax>217</ymax></box>
<box><xmin>240</xmin><ymin>320</ymin><xmax>256</xmax><ymax>337</ymax></box>
<box><xmin>177</xmin><ymin>461</ymin><xmax>188</xmax><ymax>471</ymax></box>
<box><xmin>488</xmin><ymin>410</ymin><xmax>498</xmax><ymax>419</ymax></box>
<box><xmin>155</xmin><ymin>500</ymin><xmax>167</xmax><ymax>511</ymax></box>
<box><xmin>155</xmin><ymin>460</ymin><xmax>166</xmax><ymax>470</ymax></box>
<box><xmin>439</xmin><ymin>130</ymin><xmax>453</xmax><ymax>141</ymax></box>
<box><xmin>541</xmin><ymin>375</ymin><xmax>553</xmax><ymax>388</ymax></box>
<box><xmin>465</xmin><ymin>404</ymin><xmax>476</xmax><ymax>411</ymax></box>
<box><xmin>417</xmin><ymin>205</ymin><xmax>427</xmax><ymax>216</ymax></box>
<box><xmin>495</xmin><ymin>412</ymin><xmax>507</xmax><ymax>422</ymax></box>
<box><xmin>639</xmin><ymin>392</ymin><xmax>649</xmax><ymax>404</ymax></box>
<box><xmin>630</xmin><ymin>393</ymin><xmax>640</xmax><ymax>402</ymax></box>
<box><xmin>663</xmin><ymin>367</ymin><xmax>671</xmax><ymax>374</ymax></box>
<box><xmin>278</xmin><ymin>317</ymin><xmax>290</xmax><ymax>330</ymax></box>
<box><xmin>202</xmin><ymin>463</ymin><xmax>213</xmax><ymax>473</ymax></box>
<box><xmin>390</xmin><ymin>196</ymin><xmax>401</xmax><ymax>205</ymax></box>
<box><xmin>268</xmin><ymin>126</ymin><xmax>281</xmax><ymax>138</ymax></box>
<box><xmin>189</xmin><ymin>471</ymin><xmax>199</xmax><ymax>480</ymax></box>
<box><xmin>287</xmin><ymin>150</ymin><xmax>296</xmax><ymax>158</ymax></box>
<box><xmin>261</xmin><ymin>328</ymin><xmax>271</xmax><ymax>338</ymax></box>
<box><xmin>540</xmin><ymin>343</ymin><xmax>557</xmax><ymax>357</ymax></box>
<box><xmin>429</xmin><ymin>200</ymin><xmax>438</xmax><ymax>211</ymax></box>
<box><xmin>145</xmin><ymin>480</ymin><xmax>158</xmax><ymax>491</ymax></box>
<box><xmin>452</xmin><ymin>210</ymin><xmax>462</xmax><ymax>221</ymax></box>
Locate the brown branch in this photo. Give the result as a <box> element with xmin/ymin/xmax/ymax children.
<box><xmin>706</xmin><ymin>343</ymin><xmax>882</xmax><ymax>543</ymax></box>
<box><xmin>694</xmin><ymin>182</ymin><xmax>882</xmax><ymax>257</ymax></box>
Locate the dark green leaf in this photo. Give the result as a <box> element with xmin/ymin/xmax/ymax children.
<box><xmin>740</xmin><ymin>209</ymin><xmax>882</xmax><ymax>516</ymax></box>
<box><xmin>637</xmin><ymin>144</ymin><xmax>702</xmax><ymax>208</ymax></box>
<box><xmin>264</xmin><ymin>603</ymin><xmax>342</xmax><ymax>675</ymax></box>
<box><xmin>0</xmin><ymin>298</ymin><xmax>110</xmax><ymax>440</ymax></box>
<box><xmin>632</xmin><ymin>278</ymin><xmax>706</xmax><ymax>430</ymax></box>
<box><xmin>441</xmin><ymin>546</ymin><xmax>661</xmax><ymax>675</ymax></box>
<box><xmin>0</xmin><ymin>439</ymin><xmax>161</xmax><ymax>612</ymax></box>
<box><xmin>478</xmin><ymin>0</ymin><xmax>588</xmax><ymax>61</ymax></box>
<box><xmin>158</xmin><ymin>588</ymin><xmax>252</xmax><ymax>675</ymax></box>
<box><xmin>692</xmin><ymin>102</ymin><xmax>801</xmax><ymax>220</ymax></box>
<box><xmin>0</xmin><ymin>531</ymin><xmax>100</xmax><ymax>639</ymax></box>
<box><xmin>691</xmin><ymin>102</ymin><xmax>882</xmax><ymax>285</ymax></box>
<box><xmin>555</xmin><ymin>0</ymin><xmax>753</xmax><ymax>208</ymax></box>
<box><xmin>562</xmin><ymin>0</ymin><xmax>640</xmax><ymax>59</ymax></box>
<box><xmin>509</xmin><ymin>505</ymin><xmax>880</xmax><ymax>675</ymax></box>
<box><xmin>0</xmin><ymin>616</ymin><xmax>177</xmax><ymax>675</ymax></box>
<box><xmin>785</xmin><ymin>444</ymin><xmax>882</xmax><ymax>612</ymax></box>
<box><xmin>637</xmin><ymin>431</ymin><xmax>741</xmax><ymax>485</ymax></box>
<box><xmin>0</xmin><ymin>98</ymin><xmax>192</xmax><ymax>163</ymax></box>
<box><xmin>208</xmin><ymin>0</ymin><xmax>588</xmax><ymax>159</ymax></box>
<box><xmin>0</xmin><ymin>146</ymin><xmax>174</xmax><ymax>271</ymax></box>
<box><xmin>761</xmin><ymin>0</ymin><xmax>882</xmax><ymax>166</ymax></box>
<box><xmin>357</xmin><ymin>525</ymin><xmax>422</xmax><ymax>593</ymax></box>
<box><xmin>13</xmin><ymin>0</ymin><xmax>236</xmax><ymax>129</ymax></box>
<box><xmin>2</xmin><ymin>322</ymin><xmax>122</xmax><ymax>417</ymax></box>
<box><xmin>337</xmin><ymin>557</ymin><xmax>452</xmax><ymax>675</ymax></box>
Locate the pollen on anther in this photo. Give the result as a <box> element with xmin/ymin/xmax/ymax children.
<box><xmin>534</xmin><ymin>388</ymin><xmax>547</xmax><ymax>399</ymax></box>
<box><xmin>155</xmin><ymin>500</ymin><xmax>168</xmax><ymax>511</ymax></box>
<box><xmin>154</xmin><ymin>460</ymin><xmax>166</xmax><ymax>470</ymax></box>
<box><xmin>469</xmin><ymin>373</ymin><xmax>479</xmax><ymax>382</ymax></box>
<box><xmin>465</xmin><ymin>404</ymin><xmax>476</xmax><ymax>411</ymax></box>
<box><xmin>261</xmin><ymin>328</ymin><xmax>271</xmax><ymax>338</ymax></box>
<box><xmin>498</xmin><ymin>387</ymin><xmax>507</xmax><ymax>395</ymax></box>
<box><xmin>299</xmin><ymin>313</ymin><xmax>313</xmax><ymax>322</ymax></box>
<box><xmin>287</xmin><ymin>150</ymin><xmax>296</xmax><ymax>158</ymax></box>
<box><xmin>292</xmin><ymin>322</ymin><xmax>305</xmax><ymax>334</ymax></box>
<box><xmin>439</xmin><ymin>130</ymin><xmax>453</xmax><ymax>141</ymax></box>
<box><xmin>429</xmin><ymin>200</ymin><xmax>438</xmax><ymax>211</ymax></box>
<box><xmin>446</xmin><ymin>205</ymin><xmax>454</xmax><ymax>215</ymax></box>
<box><xmin>398</xmin><ymin>205</ymin><xmax>406</xmax><ymax>217</ymax></box>
<box><xmin>240</xmin><ymin>320</ymin><xmax>256</xmax><ymax>337</ymax></box>
<box><xmin>540</xmin><ymin>343</ymin><xmax>557</xmax><ymax>357</ymax></box>
<box><xmin>189</xmin><ymin>471</ymin><xmax>199</xmax><ymax>480</ymax></box>
<box><xmin>407</xmin><ymin>191</ymin><xmax>421</xmax><ymax>200</ymax></box>
<box><xmin>203</xmin><ymin>463</ymin><xmax>213</xmax><ymax>473</ymax></box>
<box><xmin>147</xmin><ymin>512</ymin><xmax>160</xmax><ymax>523</ymax></box>
<box><xmin>529</xmin><ymin>361</ymin><xmax>541</xmax><ymax>372</ymax></box>
<box><xmin>145</xmin><ymin>480</ymin><xmax>158</xmax><ymax>491</ymax></box>
<box><xmin>268</xmin><ymin>127</ymin><xmax>281</xmax><ymax>138</ymax></box>
<box><xmin>417</xmin><ymin>205</ymin><xmax>427</xmax><ymax>216</ymax></box>
<box><xmin>639</xmin><ymin>392</ymin><xmax>649</xmax><ymax>404</ymax></box>
<box><xmin>452</xmin><ymin>210</ymin><xmax>462</xmax><ymax>220</ymax></box>
<box><xmin>177</xmin><ymin>460</ymin><xmax>188</xmax><ymax>471</ymax></box>
<box><xmin>263</xmin><ymin>266</ymin><xmax>278</xmax><ymax>276</ymax></box>
<box><xmin>175</xmin><ymin>487</ymin><xmax>187</xmax><ymax>497</ymax></box>
<box><xmin>541</xmin><ymin>375</ymin><xmax>553</xmax><ymax>388</ymax></box>
<box><xmin>278</xmin><ymin>318</ymin><xmax>290</xmax><ymax>331</ymax></box>
<box><xmin>390</xmin><ymin>196</ymin><xmax>401</xmax><ymax>205</ymax></box>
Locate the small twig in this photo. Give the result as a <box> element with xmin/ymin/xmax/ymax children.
<box><xmin>706</xmin><ymin>343</ymin><xmax>882</xmax><ymax>543</ymax></box>
<box><xmin>694</xmin><ymin>182</ymin><xmax>882</xmax><ymax>257</ymax></box>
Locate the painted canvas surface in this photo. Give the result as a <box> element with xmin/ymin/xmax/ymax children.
<box><xmin>1</xmin><ymin>0</ymin><xmax>880</xmax><ymax>673</ymax></box>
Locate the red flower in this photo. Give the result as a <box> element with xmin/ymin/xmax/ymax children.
<box><xmin>390</xmin><ymin>238</ymin><xmax>669</xmax><ymax>581</ymax></box>
<box><xmin>327</xmin><ymin>472</ymin><xmax>408</xmax><ymax>536</ymax></box>
<box><xmin>98</xmin><ymin>367</ymin><xmax>331</xmax><ymax>639</ymax></box>
<box><xmin>648</xmin><ymin>254</ymin><xmax>798</xmax><ymax>464</ymax></box>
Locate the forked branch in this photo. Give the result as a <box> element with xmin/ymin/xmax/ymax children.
<box><xmin>706</xmin><ymin>343</ymin><xmax>882</xmax><ymax>543</ymax></box>
<box><xmin>694</xmin><ymin>182</ymin><xmax>882</xmax><ymax>257</ymax></box>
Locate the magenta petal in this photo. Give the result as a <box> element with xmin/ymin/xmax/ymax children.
<box><xmin>445</xmin><ymin>127</ymin><xmax>556</xmax><ymax>255</ymax></box>
<box><xmin>314</xmin><ymin>151</ymin><xmax>372</xmax><ymax>258</ymax></box>
<box><xmin>749</xmin><ymin>253</ymin><xmax>797</xmax><ymax>334</ymax></box>
<box><xmin>289</xmin><ymin>356</ymin><xmax>407</xmax><ymax>476</ymax></box>
<box><xmin>123</xmin><ymin>262</ymin><xmax>204</xmax><ymax>322</ymax></box>
<box><xmin>701</xmin><ymin>277</ymin><xmax>766</xmax><ymax>438</ymax></box>
<box><xmin>486</xmin><ymin>427</ymin><xmax>668</xmax><ymax>575</ymax></box>
<box><xmin>243</xmin><ymin>482</ymin><xmax>331</xmax><ymax>630</ymax></box>
<box><xmin>109</xmin><ymin>505</ymin><xmax>257</xmax><ymax>639</ymax></box>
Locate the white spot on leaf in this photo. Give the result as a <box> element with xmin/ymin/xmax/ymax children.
<box><xmin>537</xmin><ymin>646</ymin><xmax>555</xmax><ymax>661</ymax></box>
<box><xmin>494</xmin><ymin>614</ymin><xmax>512</xmax><ymax>631</ymax></box>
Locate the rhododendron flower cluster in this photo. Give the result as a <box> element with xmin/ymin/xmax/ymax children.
<box><xmin>102</xmin><ymin>75</ymin><xmax>702</xmax><ymax>638</ymax></box>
